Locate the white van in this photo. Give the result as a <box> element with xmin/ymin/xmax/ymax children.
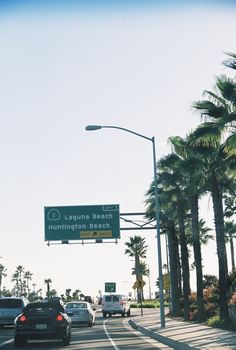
<box><xmin>0</xmin><ymin>297</ymin><xmax>25</xmax><ymax>327</ymax></box>
<box><xmin>101</xmin><ymin>294</ymin><xmax>131</xmax><ymax>317</ymax></box>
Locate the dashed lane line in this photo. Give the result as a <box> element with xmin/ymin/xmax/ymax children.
<box><xmin>0</xmin><ymin>339</ymin><xmax>13</xmax><ymax>348</ymax></box>
<box><xmin>103</xmin><ymin>319</ymin><xmax>120</xmax><ymax>350</ymax></box>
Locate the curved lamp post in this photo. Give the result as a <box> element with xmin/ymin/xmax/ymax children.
<box><xmin>85</xmin><ymin>124</ymin><xmax>165</xmax><ymax>327</ymax></box>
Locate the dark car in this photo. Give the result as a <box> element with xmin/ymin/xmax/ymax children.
<box><xmin>14</xmin><ymin>301</ymin><xmax>71</xmax><ymax>347</ymax></box>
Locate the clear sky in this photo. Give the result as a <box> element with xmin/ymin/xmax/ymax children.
<box><xmin>0</xmin><ymin>0</ymin><xmax>235</xmax><ymax>299</ymax></box>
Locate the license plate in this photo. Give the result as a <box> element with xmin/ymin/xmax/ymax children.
<box><xmin>36</xmin><ymin>324</ymin><xmax>47</xmax><ymax>330</ymax></box>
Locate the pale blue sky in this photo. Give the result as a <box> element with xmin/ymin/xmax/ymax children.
<box><xmin>0</xmin><ymin>1</ymin><xmax>235</xmax><ymax>298</ymax></box>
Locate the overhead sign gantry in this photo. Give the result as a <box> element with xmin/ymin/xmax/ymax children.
<box><xmin>44</xmin><ymin>204</ymin><xmax>120</xmax><ymax>244</ymax></box>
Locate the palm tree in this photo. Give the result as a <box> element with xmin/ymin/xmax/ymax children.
<box><xmin>11</xmin><ymin>272</ymin><xmax>20</xmax><ymax>296</ymax></box>
<box><xmin>168</xmin><ymin>135</ymin><xmax>210</xmax><ymax>322</ymax></box>
<box><xmin>15</xmin><ymin>265</ymin><xmax>25</xmax><ymax>296</ymax></box>
<box><xmin>191</xmin><ymin>60</ymin><xmax>236</xmax><ymax>322</ymax></box>
<box><xmin>24</xmin><ymin>271</ymin><xmax>33</xmax><ymax>295</ymax></box>
<box><xmin>44</xmin><ymin>278</ymin><xmax>52</xmax><ymax>297</ymax></box>
<box><xmin>132</xmin><ymin>260</ymin><xmax>149</xmax><ymax>301</ymax></box>
<box><xmin>0</xmin><ymin>264</ymin><xmax>7</xmax><ymax>297</ymax></box>
<box><xmin>72</xmin><ymin>289</ymin><xmax>81</xmax><ymax>301</ymax></box>
<box><xmin>146</xmin><ymin>168</ymin><xmax>182</xmax><ymax>317</ymax></box>
<box><xmin>65</xmin><ymin>289</ymin><xmax>72</xmax><ymax>302</ymax></box>
<box><xmin>125</xmin><ymin>236</ymin><xmax>147</xmax><ymax>302</ymax></box>
<box><xmin>156</xmin><ymin>154</ymin><xmax>191</xmax><ymax>320</ymax></box>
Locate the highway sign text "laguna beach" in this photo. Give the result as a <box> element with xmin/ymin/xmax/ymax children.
<box><xmin>44</xmin><ymin>204</ymin><xmax>120</xmax><ymax>241</ymax></box>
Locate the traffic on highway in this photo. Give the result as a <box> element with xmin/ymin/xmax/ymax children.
<box><xmin>0</xmin><ymin>307</ymin><xmax>161</xmax><ymax>350</ymax></box>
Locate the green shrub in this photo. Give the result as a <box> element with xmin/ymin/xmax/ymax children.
<box><xmin>130</xmin><ymin>301</ymin><xmax>160</xmax><ymax>308</ymax></box>
<box><xmin>206</xmin><ymin>315</ymin><xmax>223</xmax><ymax>328</ymax></box>
<box><xmin>206</xmin><ymin>315</ymin><xmax>236</xmax><ymax>331</ymax></box>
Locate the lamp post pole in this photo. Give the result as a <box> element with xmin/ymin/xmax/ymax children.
<box><xmin>85</xmin><ymin>124</ymin><xmax>165</xmax><ymax>327</ymax></box>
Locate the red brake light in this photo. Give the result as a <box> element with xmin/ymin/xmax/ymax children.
<box><xmin>19</xmin><ymin>315</ymin><xmax>27</xmax><ymax>322</ymax></box>
<box><xmin>56</xmin><ymin>314</ymin><xmax>63</xmax><ymax>321</ymax></box>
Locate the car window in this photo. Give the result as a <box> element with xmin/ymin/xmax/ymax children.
<box><xmin>66</xmin><ymin>303</ymin><xmax>87</xmax><ymax>309</ymax></box>
<box><xmin>105</xmin><ymin>296</ymin><xmax>112</xmax><ymax>302</ymax></box>
<box><xmin>112</xmin><ymin>296</ymin><xmax>119</xmax><ymax>302</ymax></box>
<box><xmin>78</xmin><ymin>303</ymin><xmax>87</xmax><ymax>308</ymax></box>
<box><xmin>25</xmin><ymin>303</ymin><xmax>65</xmax><ymax>314</ymax></box>
<box><xmin>0</xmin><ymin>299</ymin><xmax>23</xmax><ymax>308</ymax></box>
<box><xmin>27</xmin><ymin>306</ymin><xmax>58</xmax><ymax>314</ymax></box>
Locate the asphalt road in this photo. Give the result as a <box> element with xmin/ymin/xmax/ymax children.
<box><xmin>0</xmin><ymin>309</ymin><xmax>162</xmax><ymax>350</ymax></box>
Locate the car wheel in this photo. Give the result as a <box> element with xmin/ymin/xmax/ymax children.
<box><xmin>14</xmin><ymin>336</ymin><xmax>26</xmax><ymax>347</ymax></box>
<box><xmin>102</xmin><ymin>312</ymin><xmax>106</xmax><ymax>318</ymax></box>
<box><xmin>62</xmin><ymin>332</ymin><xmax>71</xmax><ymax>346</ymax></box>
<box><xmin>121</xmin><ymin>312</ymin><xmax>125</xmax><ymax>317</ymax></box>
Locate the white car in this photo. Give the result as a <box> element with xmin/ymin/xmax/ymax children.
<box><xmin>101</xmin><ymin>294</ymin><xmax>131</xmax><ymax>317</ymax></box>
<box><xmin>65</xmin><ymin>301</ymin><xmax>96</xmax><ymax>327</ymax></box>
<box><xmin>0</xmin><ymin>297</ymin><xmax>25</xmax><ymax>327</ymax></box>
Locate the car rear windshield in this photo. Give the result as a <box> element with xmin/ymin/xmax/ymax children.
<box><xmin>105</xmin><ymin>296</ymin><xmax>119</xmax><ymax>302</ymax></box>
<box><xmin>0</xmin><ymin>299</ymin><xmax>23</xmax><ymax>308</ymax></box>
<box><xmin>66</xmin><ymin>303</ymin><xmax>87</xmax><ymax>309</ymax></box>
<box><xmin>24</xmin><ymin>303</ymin><xmax>65</xmax><ymax>314</ymax></box>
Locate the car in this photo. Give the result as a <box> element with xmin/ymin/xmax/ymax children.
<box><xmin>101</xmin><ymin>294</ymin><xmax>131</xmax><ymax>317</ymax></box>
<box><xmin>14</xmin><ymin>301</ymin><xmax>71</xmax><ymax>347</ymax></box>
<box><xmin>65</xmin><ymin>301</ymin><xmax>96</xmax><ymax>327</ymax></box>
<box><xmin>0</xmin><ymin>297</ymin><xmax>25</xmax><ymax>327</ymax></box>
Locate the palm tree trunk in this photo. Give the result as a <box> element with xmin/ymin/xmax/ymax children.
<box><xmin>190</xmin><ymin>194</ymin><xmax>206</xmax><ymax>322</ymax></box>
<box><xmin>177</xmin><ymin>201</ymin><xmax>190</xmax><ymax>321</ymax></box>
<box><xmin>167</xmin><ymin>220</ymin><xmax>181</xmax><ymax>316</ymax></box>
<box><xmin>210</xmin><ymin>173</ymin><xmax>229</xmax><ymax>323</ymax></box>
<box><xmin>135</xmin><ymin>255</ymin><xmax>142</xmax><ymax>303</ymax></box>
<box><xmin>230</xmin><ymin>238</ymin><xmax>235</xmax><ymax>271</ymax></box>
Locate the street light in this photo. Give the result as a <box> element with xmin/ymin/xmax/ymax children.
<box><xmin>85</xmin><ymin>124</ymin><xmax>165</xmax><ymax>327</ymax></box>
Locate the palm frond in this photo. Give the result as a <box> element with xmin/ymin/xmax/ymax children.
<box><xmin>216</xmin><ymin>75</ymin><xmax>236</xmax><ymax>106</ymax></box>
<box><xmin>222</xmin><ymin>133</ymin><xmax>236</xmax><ymax>156</ymax></box>
<box><xmin>203</xmin><ymin>90</ymin><xmax>227</xmax><ymax>107</ymax></box>
<box><xmin>189</xmin><ymin>123</ymin><xmax>222</xmax><ymax>148</ymax></box>
<box><xmin>192</xmin><ymin>100</ymin><xmax>225</xmax><ymax>120</ymax></box>
<box><xmin>223</xmin><ymin>52</ymin><xmax>236</xmax><ymax>70</ymax></box>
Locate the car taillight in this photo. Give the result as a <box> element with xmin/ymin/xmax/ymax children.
<box><xmin>56</xmin><ymin>314</ymin><xmax>64</xmax><ymax>321</ymax></box>
<box><xmin>120</xmin><ymin>301</ymin><xmax>123</xmax><ymax>305</ymax></box>
<box><xmin>19</xmin><ymin>315</ymin><xmax>27</xmax><ymax>322</ymax></box>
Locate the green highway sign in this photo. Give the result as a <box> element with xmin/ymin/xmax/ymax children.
<box><xmin>44</xmin><ymin>204</ymin><xmax>120</xmax><ymax>241</ymax></box>
<box><xmin>105</xmin><ymin>282</ymin><xmax>116</xmax><ymax>293</ymax></box>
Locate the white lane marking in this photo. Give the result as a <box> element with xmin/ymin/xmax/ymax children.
<box><xmin>103</xmin><ymin>319</ymin><xmax>120</xmax><ymax>350</ymax></box>
<box><xmin>0</xmin><ymin>339</ymin><xmax>13</xmax><ymax>348</ymax></box>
